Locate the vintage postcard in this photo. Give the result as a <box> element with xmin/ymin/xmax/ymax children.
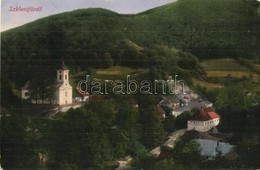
<box><xmin>1</xmin><ymin>0</ymin><xmax>260</xmax><ymax>169</ymax></box>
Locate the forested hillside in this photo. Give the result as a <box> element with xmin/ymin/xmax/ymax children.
<box><xmin>1</xmin><ymin>0</ymin><xmax>260</xmax><ymax>88</ymax></box>
<box><xmin>1</xmin><ymin>0</ymin><xmax>260</xmax><ymax>169</ymax></box>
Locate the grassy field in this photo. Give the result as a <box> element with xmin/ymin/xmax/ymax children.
<box><xmin>96</xmin><ymin>66</ymin><xmax>148</xmax><ymax>76</ymax></box>
<box><xmin>255</xmin><ymin>64</ymin><xmax>260</xmax><ymax>69</ymax></box>
<box><xmin>201</xmin><ymin>58</ymin><xmax>248</xmax><ymax>71</ymax></box>
<box><xmin>70</xmin><ymin>66</ymin><xmax>149</xmax><ymax>96</ymax></box>
<box><xmin>206</xmin><ymin>70</ymin><xmax>259</xmax><ymax>79</ymax></box>
<box><xmin>95</xmin><ymin>66</ymin><xmax>148</xmax><ymax>80</ymax></box>
<box><xmin>196</xmin><ymin>58</ymin><xmax>260</xmax><ymax>89</ymax></box>
<box><xmin>202</xmin><ymin>58</ymin><xmax>260</xmax><ymax>81</ymax></box>
<box><xmin>70</xmin><ymin>66</ymin><xmax>148</xmax><ymax>81</ymax></box>
<box><xmin>71</xmin><ymin>65</ymin><xmax>259</xmax><ymax>91</ymax></box>
<box><xmin>192</xmin><ymin>78</ymin><xmax>223</xmax><ymax>88</ymax></box>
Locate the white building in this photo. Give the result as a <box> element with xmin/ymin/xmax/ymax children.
<box><xmin>21</xmin><ymin>81</ymin><xmax>31</xmax><ymax>100</ymax></box>
<box><xmin>187</xmin><ymin>108</ymin><xmax>220</xmax><ymax>132</ymax></box>
<box><xmin>21</xmin><ymin>61</ymin><xmax>73</xmax><ymax>106</ymax></box>
<box><xmin>55</xmin><ymin>61</ymin><xmax>73</xmax><ymax>105</ymax></box>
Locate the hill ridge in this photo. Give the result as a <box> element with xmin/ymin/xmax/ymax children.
<box><xmin>1</xmin><ymin>0</ymin><xmax>259</xmax><ymax>86</ymax></box>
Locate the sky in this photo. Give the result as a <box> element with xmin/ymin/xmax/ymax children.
<box><xmin>1</xmin><ymin>0</ymin><xmax>177</xmax><ymax>31</ymax></box>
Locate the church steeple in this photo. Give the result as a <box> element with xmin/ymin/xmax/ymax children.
<box><xmin>55</xmin><ymin>60</ymin><xmax>73</xmax><ymax>105</ymax></box>
<box><xmin>61</xmin><ymin>60</ymin><xmax>68</xmax><ymax>70</ymax></box>
<box><xmin>57</xmin><ymin>60</ymin><xmax>69</xmax><ymax>83</ymax></box>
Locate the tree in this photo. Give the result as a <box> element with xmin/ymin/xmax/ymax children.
<box><xmin>114</xmin><ymin>98</ymin><xmax>146</xmax><ymax>157</ymax></box>
<box><xmin>136</xmin><ymin>95</ymin><xmax>166</xmax><ymax>149</ymax></box>
<box><xmin>215</xmin><ymin>86</ymin><xmax>251</xmax><ymax>132</ymax></box>
<box><xmin>1</xmin><ymin>75</ymin><xmax>21</xmax><ymax>107</ymax></box>
<box><xmin>48</xmin><ymin>107</ymin><xmax>113</xmax><ymax>169</ymax></box>
<box><xmin>174</xmin><ymin>111</ymin><xmax>191</xmax><ymax>129</ymax></box>
<box><xmin>109</xmin><ymin>128</ymin><xmax>130</xmax><ymax>158</ymax></box>
<box><xmin>236</xmin><ymin>135</ymin><xmax>260</xmax><ymax>168</ymax></box>
<box><xmin>86</xmin><ymin>99</ymin><xmax>117</xmax><ymax>129</ymax></box>
<box><xmin>103</xmin><ymin>52</ymin><xmax>114</xmax><ymax>68</ymax></box>
<box><xmin>153</xmin><ymin>159</ymin><xmax>176</xmax><ymax>170</ymax></box>
<box><xmin>163</xmin><ymin>116</ymin><xmax>176</xmax><ymax>133</ymax></box>
<box><xmin>172</xmin><ymin>140</ymin><xmax>204</xmax><ymax>168</ymax></box>
<box><xmin>1</xmin><ymin>114</ymin><xmax>40</xmax><ymax>169</ymax></box>
<box><xmin>131</xmin><ymin>155</ymin><xmax>157</xmax><ymax>170</ymax></box>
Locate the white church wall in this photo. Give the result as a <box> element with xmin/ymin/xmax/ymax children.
<box><xmin>57</xmin><ymin>87</ymin><xmax>73</xmax><ymax>105</ymax></box>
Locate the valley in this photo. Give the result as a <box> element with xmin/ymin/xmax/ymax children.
<box><xmin>1</xmin><ymin>0</ymin><xmax>260</xmax><ymax>169</ymax></box>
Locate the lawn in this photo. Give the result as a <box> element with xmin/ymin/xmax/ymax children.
<box><xmin>201</xmin><ymin>58</ymin><xmax>248</xmax><ymax>71</ymax></box>
<box><xmin>255</xmin><ymin>64</ymin><xmax>260</xmax><ymax>70</ymax></box>
<box><xmin>96</xmin><ymin>66</ymin><xmax>148</xmax><ymax>76</ymax></box>
<box><xmin>95</xmin><ymin>66</ymin><xmax>148</xmax><ymax>80</ymax></box>
<box><xmin>199</xmin><ymin>58</ymin><xmax>260</xmax><ymax>88</ymax></box>
<box><xmin>70</xmin><ymin>66</ymin><xmax>149</xmax><ymax>96</ymax></box>
<box><xmin>192</xmin><ymin>78</ymin><xmax>223</xmax><ymax>88</ymax></box>
<box><xmin>206</xmin><ymin>70</ymin><xmax>259</xmax><ymax>79</ymax></box>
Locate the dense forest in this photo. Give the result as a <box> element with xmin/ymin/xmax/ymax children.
<box><xmin>1</xmin><ymin>0</ymin><xmax>260</xmax><ymax>169</ymax></box>
<box><xmin>1</xmin><ymin>89</ymin><xmax>260</xmax><ymax>169</ymax></box>
<box><xmin>1</xmin><ymin>0</ymin><xmax>260</xmax><ymax>87</ymax></box>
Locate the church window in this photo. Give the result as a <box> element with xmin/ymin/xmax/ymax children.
<box><xmin>65</xmin><ymin>75</ymin><xmax>67</xmax><ymax>80</ymax></box>
<box><xmin>59</xmin><ymin>74</ymin><xmax>62</xmax><ymax>80</ymax></box>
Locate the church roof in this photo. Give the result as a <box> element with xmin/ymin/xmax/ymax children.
<box><xmin>60</xmin><ymin>61</ymin><xmax>69</xmax><ymax>70</ymax></box>
<box><xmin>190</xmin><ymin>108</ymin><xmax>220</xmax><ymax>121</ymax></box>
<box><xmin>22</xmin><ymin>81</ymin><xmax>31</xmax><ymax>90</ymax></box>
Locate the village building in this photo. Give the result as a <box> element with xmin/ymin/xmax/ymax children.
<box><xmin>198</xmin><ymin>99</ymin><xmax>213</xmax><ymax>108</ymax></box>
<box><xmin>21</xmin><ymin>81</ymin><xmax>31</xmax><ymax>100</ymax></box>
<box><xmin>55</xmin><ymin>61</ymin><xmax>73</xmax><ymax>105</ymax></box>
<box><xmin>159</xmin><ymin>97</ymin><xmax>180</xmax><ymax>109</ymax></box>
<box><xmin>187</xmin><ymin>107</ymin><xmax>220</xmax><ymax>132</ymax></box>
<box><xmin>21</xmin><ymin>81</ymin><xmax>52</xmax><ymax>104</ymax></box>
<box><xmin>195</xmin><ymin>139</ymin><xmax>236</xmax><ymax>160</ymax></box>
<box><xmin>21</xmin><ymin>61</ymin><xmax>73</xmax><ymax>106</ymax></box>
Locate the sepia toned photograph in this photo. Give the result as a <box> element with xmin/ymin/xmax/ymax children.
<box><xmin>1</xmin><ymin>0</ymin><xmax>260</xmax><ymax>169</ymax></box>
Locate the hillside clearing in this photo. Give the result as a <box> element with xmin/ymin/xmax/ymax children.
<box><xmin>96</xmin><ymin>67</ymin><xmax>133</xmax><ymax>75</ymax></box>
<box><xmin>192</xmin><ymin>78</ymin><xmax>223</xmax><ymax>89</ymax></box>
<box><xmin>206</xmin><ymin>71</ymin><xmax>259</xmax><ymax>81</ymax></box>
<box><xmin>201</xmin><ymin>58</ymin><xmax>248</xmax><ymax>71</ymax></box>
<box><xmin>96</xmin><ymin>66</ymin><xmax>148</xmax><ymax>75</ymax></box>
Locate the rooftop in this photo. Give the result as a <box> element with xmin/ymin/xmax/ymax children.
<box><xmin>22</xmin><ymin>81</ymin><xmax>31</xmax><ymax>90</ymax></box>
<box><xmin>190</xmin><ymin>108</ymin><xmax>220</xmax><ymax>121</ymax></box>
<box><xmin>60</xmin><ymin>61</ymin><xmax>69</xmax><ymax>70</ymax></box>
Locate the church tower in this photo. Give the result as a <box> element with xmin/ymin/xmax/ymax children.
<box><xmin>55</xmin><ymin>61</ymin><xmax>73</xmax><ymax>105</ymax></box>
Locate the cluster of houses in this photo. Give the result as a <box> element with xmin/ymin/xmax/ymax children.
<box><xmin>158</xmin><ymin>83</ymin><xmax>220</xmax><ymax>133</ymax></box>
<box><xmin>155</xmin><ymin>85</ymin><xmax>237</xmax><ymax>161</ymax></box>
<box><xmin>20</xmin><ymin>61</ymin><xmax>236</xmax><ymax>163</ymax></box>
<box><xmin>21</xmin><ymin>60</ymin><xmax>221</xmax><ymax>135</ymax></box>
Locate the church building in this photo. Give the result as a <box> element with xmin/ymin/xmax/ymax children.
<box><xmin>21</xmin><ymin>61</ymin><xmax>73</xmax><ymax>106</ymax></box>
<box><xmin>55</xmin><ymin>61</ymin><xmax>73</xmax><ymax>105</ymax></box>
